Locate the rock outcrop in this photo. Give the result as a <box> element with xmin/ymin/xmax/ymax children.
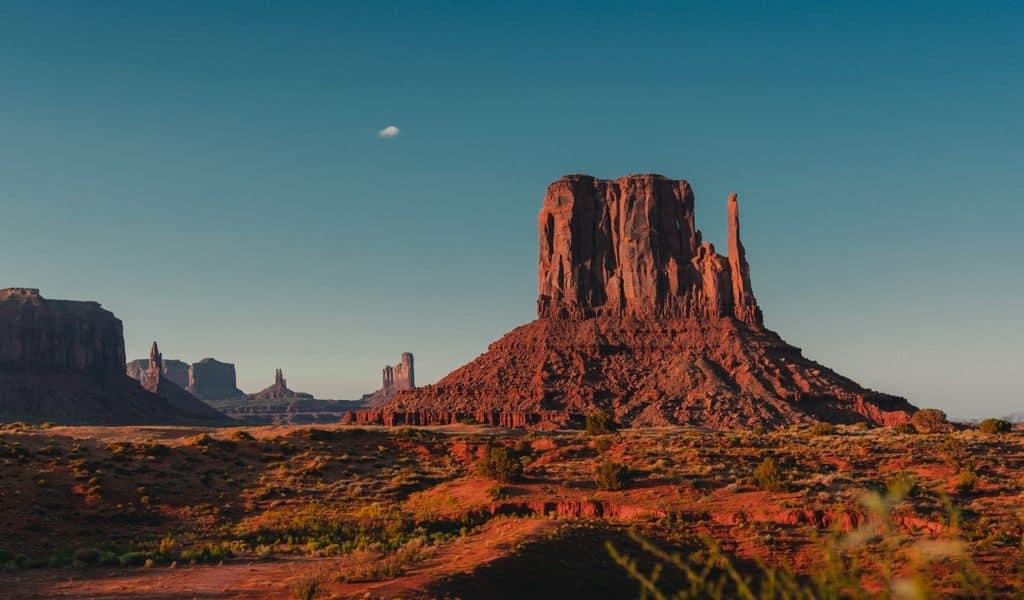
<box><xmin>187</xmin><ymin>358</ymin><xmax>244</xmax><ymax>402</ymax></box>
<box><xmin>136</xmin><ymin>341</ymin><xmax>231</xmax><ymax>423</ymax></box>
<box><xmin>362</xmin><ymin>353</ymin><xmax>416</xmax><ymax>407</ymax></box>
<box><xmin>0</xmin><ymin>289</ymin><xmax>230</xmax><ymax>425</ymax></box>
<box><xmin>0</xmin><ymin>288</ymin><xmax>125</xmax><ymax>374</ymax></box>
<box><xmin>126</xmin><ymin>357</ymin><xmax>190</xmax><ymax>387</ymax></box>
<box><xmin>248</xmin><ymin>368</ymin><xmax>314</xmax><ymax>401</ymax></box>
<box><xmin>536</xmin><ymin>176</ymin><xmax>761</xmax><ymax>325</ymax></box>
<box><xmin>126</xmin><ymin>355</ymin><xmax>243</xmax><ymax>402</ymax></box>
<box><xmin>359</xmin><ymin>174</ymin><xmax>916</xmax><ymax>429</ymax></box>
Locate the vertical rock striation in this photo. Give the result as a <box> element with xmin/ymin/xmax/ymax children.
<box><xmin>363</xmin><ymin>353</ymin><xmax>416</xmax><ymax>407</ymax></box>
<box><xmin>536</xmin><ymin>175</ymin><xmax>761</xmax><ymax>325</ymax></box>
<box><xmin>0</xmin><ymin>290</ymin><xmax>230</xmax><ymax>425</ymax></box>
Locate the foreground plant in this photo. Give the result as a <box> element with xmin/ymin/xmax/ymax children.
<box><xmin>607</xmin><ymin>481</ymin><xmax>993</xmax><ymax>599</ymax></box>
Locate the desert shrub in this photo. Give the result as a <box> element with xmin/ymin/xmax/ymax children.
<box><xmin>303</xmin><ymin>428</ymin><xmax>344</xmax><ymax>442</ymax></box>
<box><xmin>608</xmin><ymin>484</ymin><xmax>992</xmax><ymax>598</ymax></box>
<box><xmin>72</xmin><ymin>548</ymin><xmax>101</xmax><ymax>567</ymax></box>
<box><xmin>12</xmin><ymin>554</ymin><xmax>27</xmax><ymax>568</ymax></box>
<box><xmin>118</xmin><ymin>551</ymin><xmax>150</xmax><ymax>567</ymax></box>
<box><xmin>910</xmin><ymin>408</ymin><xmax>948</xmax><ymax>434</ymax></box>
<box><xmin>231</xmin><ymin>430</ymin><xmax>255</xmax><ymax>441</ymax></box>
<box><xmin>886</xmin><ymin>472</ymin><xmax>916</xmax><ymax>497</ymax></box>
<box><xmin>978</xmin><ymin>418</ymin><xmax>1011</xmax><ymax>435</ymax></box>
<box><xmin>753</xmin><ymin>457</ymin><xmax>784</xmax><ymax>491</ymax></box>
<box><xmin>291</xmin><ymin>575</ymin><xmax>322</xmax><ymax>600</ymax></box>
<box><xmin>477</xmin><ymin>446</ymin><xmax>523</xmax><ymax>483</ymax></box>
<box><xmin>0</xmin><ymin>549</ymin><xmax>8</xmax><ymax>564</ymax></box>
<box><xmin>585</xmin><ymin>410</ymin><xmax>618</xmax><ymax>436</ymax></box>
<box><xmin>594</xmin><ymin>461</ymin><xmax>631</xmax><ymax>491</ymax></box>
<box><xmin>809</xmin><ymin>423</ymin><xmax>836</xmax><ymax>436</ymax></box>
<box><xmin>487</xmin><ymin>485</ymin><xmax>510</xmax><ymax>500</ymax></box>
<box><xmin>340</xmin><ymin>538</ymin><xmax>428</xmax><ymax>582</ymax></box>
<box><xmin>893</xmin><ymin>422</ymin><xmax>917</xmax><ymax>435</ymax></box>
<box><xmin>181</xmin><ymin>543</ymin><xmax>233</xmax><ymax>564</ymax></box>
<box><xmin>593</xmin><ymin>436</ymin><xmax>614</xmax><ymax>454</ymax></box>
<box><xmin>956</xmin><ymin>469</ymin><xmax>979</xmax><ymax>493</ymax></box>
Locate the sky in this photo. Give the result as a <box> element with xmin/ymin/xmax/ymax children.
<box><xmin>1</xmin><ymin>1</ymin><xmax>1021</xmax><ymax>418</ymax></box>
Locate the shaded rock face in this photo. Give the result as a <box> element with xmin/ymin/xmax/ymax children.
<box><xmin>364</xmin><ymin>174</ymin><xmax>915</xmax><ymax>429</ymax></box>
<box><xmin>187</xmin><ymin>358</ymin><xmax>244</xmax><ymax>401</ymax></box>
<box><xmin>126</xmin><ymin>356</ymin><xmax>243</xmax><ymax>402</ymax></box>
<box><xmin>537</xmin><ymin>175</ymin><xmax>761</xmax><ymax>325</ymax></box>
<box><xmin>248</xmin><ymin>368</ymin><xmax>314</xmax><ymax>401</ymax></box>
<box><xmin>0</xmin><ymin>288</ymin><xmax>125</xmax><ymax>374</ymax></box>
<box><xmin>0</xmin><ymin>290</ymin><xmax>230</xmax><ymax>425</ymax></box>
<box><xmin>363</xmin><ymin>353</ymin><xmax>416</xmax><ymax>407</ymax></box>
<box><xmin>126</xmin><ymin>358</ymin><xmax>189</xmax><ymax>387</ymax></box>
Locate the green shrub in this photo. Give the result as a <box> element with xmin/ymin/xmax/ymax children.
<box><xmin>585</xmin><ymin>410</ymin><xmax>618</xmax><ymax>436</ymax></box>
<box><xmin>73</xmin><ymin>548</ymin><xmax>101</xmax><ymax>567</ymax></box>
<box><xmin>477</xmin><ymin>446</ymin><xmax>523</xmax><ymax>483</ymax></box>
<box><xmin>978</xmin><ymin>418</ymin><xmax>1012</xmax><ymax>435</ymax></box>
<box><xmin>910</xmin><ymin>408</ymin><xmax>948</xmax><ymax>434</ymax></box>
<box><xmin>893</xmin><ymin>423</ymin><xmax>917</xmax><ymax>435</ymax></box>
<box><xmin>594</xmin><ymin>461</ymin><xmax>630</xmax><ymax>491</ymax></box>
<box><xmin>118</xmin><ymin>551</ymin><xmax>150</xmax><ymax>567</ymax></box>
<box><xmin>753</xmin><ymin>457</ymin><xmax>784</xmax><ymax>491</ymax></box>
<box><xmin>181</xmin><ymin>543</ymin><xmax>233</xmax><ymax>564</ymax></box>
<box><xmin>0</xmin><ymin>549</ymin><xmax>8</xmax><ymax>564</ymax></box>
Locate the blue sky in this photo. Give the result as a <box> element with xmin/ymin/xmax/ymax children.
<box><xmin>1</xmin><ymin>1</ymin><xmax>1021</xmax><ymax>417</ymax></box>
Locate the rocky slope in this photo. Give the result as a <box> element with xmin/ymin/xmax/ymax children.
<box><xmin>355</xmin><ymin>174</ymin><xmax>916</xmax><ymax>429</ymax></box>
<box><xmin>0</xmin><ymin>289</ymin><xmax>230</xmax><ymax>425</ymax></box>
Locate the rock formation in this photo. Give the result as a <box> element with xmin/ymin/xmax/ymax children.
<box><xmin>362</xmin><ymin>353</ymin><xmax>416</xmax><ymax>407</ymax></box>
<box><xmin>0</xmin><ymin>289</ymin><xmax>230</xmax><ymax>425</ymax></box>
<box><xmin>248</xmin><ymin>368</ymin><xmax>314</xmax><ymax>401</ymax></box>
<box><xmin>127</xmin><ymin>355</ymin><xmax>243</xmax><ymax>402</ymax></box>
<box><xmin>0</xmin><ymin>288</ymin><xmax>125</xmax><ymax>373</ymax></box>
<box><xmin>126</xmin><ymin>357</ymin><xmax>190</xmax><ymax>388</ymax></box>
<box><xmin>354</xmin><ymin>174</ymin><xmax>916</xmax><ymax>429</ymax></box>
<box><xmin>187</xmin><ymin>358</ymin><xmax>244</xmax><ymax>402</ymax></box>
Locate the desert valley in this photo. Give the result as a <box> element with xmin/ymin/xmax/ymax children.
<box><xmin>2</xmin><ymin>175</ymin><xmax>1022</xmax><ymax>598</ymax></box>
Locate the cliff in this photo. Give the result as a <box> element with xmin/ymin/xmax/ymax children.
<box><xmin>363</xmin><ymin>353</ymin><xmax>415</xmax><ymax>407</ymax></box>
<box><xmin>359</xmin><ymin>174</ymin><xmax>916</xmax><ymax>429</ymax></box>
<box><xmin>0</xmin><ymin>289</ymin><xmax>230</xmax><ymax>425</ymax></box>
<box><xmin>536</xmin><ymin>175</ymin><xmax>761</xmax><ymax>324</ymax></box>
<box><xmin>0</xmin><ymin>288</ymin><xmax>125</xmax><ymax>374</ymax></box>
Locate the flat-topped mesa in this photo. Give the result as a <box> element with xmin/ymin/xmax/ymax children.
<box><xmin>0</xmin><ymin>287</ymin><xmax>125</xmax><ymax>374</ymax></box>
<box><xmin>536</xmin><ymin>174</ymin><xmax>762</xmax><ymax>325</ymax></box>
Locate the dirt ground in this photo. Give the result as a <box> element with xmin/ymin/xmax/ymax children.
<box><xmin>0</xmin><ymin>423</ymin><xmax>1022</xmax><ymax>598</ymax></box>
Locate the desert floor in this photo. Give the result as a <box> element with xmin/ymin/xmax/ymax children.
<box><xmin>0</xmin><ymin>422</ymin><xmax>1021</xmax><ymax>598</ymax></box>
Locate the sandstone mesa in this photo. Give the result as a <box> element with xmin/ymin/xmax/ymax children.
<box><xmin>351</xmin><ymin>174</ymin><xmax>917</xmax><ymax>429</ymax></box>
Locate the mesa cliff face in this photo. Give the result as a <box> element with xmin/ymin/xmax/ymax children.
<box><xmin>0</xmin><ymin>289</ymin><xmax>230</xmax><ymax>425</ymax></box>
<box><xmin>0</xmin><ymin>288</ymin><xmax>125</xmax><ymax>374</ymax></box>
<box><xmin>536</xmin><ymin>176</ymin><xmax>760</xmax><ymax>325</ymax></box>
<box><xmin>354</xmin><ymin>174</ymin><xmax>915</xmax><ymax>429</ymax></box>
<box><xmin>363</xmin><ymin>353</ymin><xmax>415</xmax><ymax>407</ymax></box>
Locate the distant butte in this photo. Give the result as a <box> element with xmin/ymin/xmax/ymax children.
<box><xmin>350</xmin><ymin>174</ymin><xmax>917</xmax><ymax>429</ymax></box>
<box><xmin>0</xmin><ymin>289</ymin><xmax>230</xmax><ymax>425</ymax></box>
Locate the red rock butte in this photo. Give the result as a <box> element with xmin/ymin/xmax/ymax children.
<box><xmin>349</xmin><ymin>174</ymin><xmax>916</xmax><ymax>429</ymax></box>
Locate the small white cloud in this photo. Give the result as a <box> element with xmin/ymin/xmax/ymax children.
<box><xmin>378</xmin><ymin>125</ymin><xmax>400</xmax><ymax>138</ymax></box>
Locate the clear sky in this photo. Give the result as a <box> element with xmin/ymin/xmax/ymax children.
<box><xmin>1</xmin><ymin>2</ymin><xmax>1021</xmax><ymax>417</ymax></box>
